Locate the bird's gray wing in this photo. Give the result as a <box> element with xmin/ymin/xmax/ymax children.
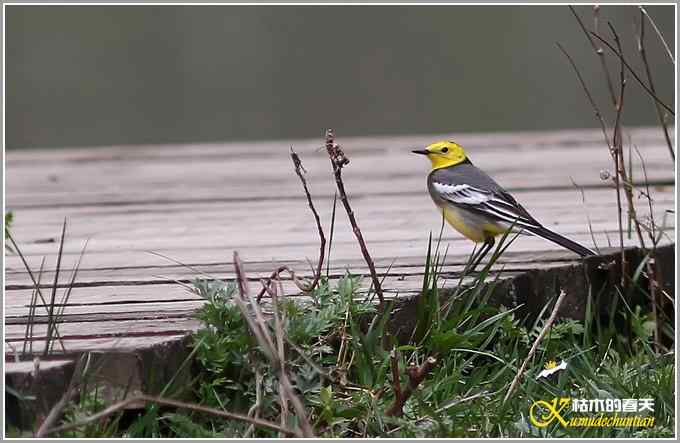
<box><xmin>430</xmin><ymin>165</ymin><xmax>543</xmax><ymax>230</ymax></box>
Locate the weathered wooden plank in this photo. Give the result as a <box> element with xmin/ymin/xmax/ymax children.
<box><xmin>6</xmin><ymin>129</ymin><xmax>673</xmax><ymax>208</ymax></box>
<box><xmin>6</xmin><ymin>245</ymin><xmax>673</xmax><ymax>353</ymax></box>
<box><xmin>1</xmin><ymin>261</ymin><xmax>568</xmax><ymax>290</ymax></box>
<box><xmin>6</xmin><ymin>240</ymin><xmax>671</xmax><ymax>290</ymax></box>
<box><xmin>6</xmin><ymin>256</ymin><xmax>586</xmax><ymax>305</ymax></box>
<box><xmin>5</xmin><ymin>185</ymin><xmax>674</xmax><ymax>275</ymax></box>
<box><xmin>4</xmin><ymin>334</ymin><xmax>191</xmax><ymax>356</ymax></box>
<box><xmin>8</xmin><ymin>238</ymin><xmax>676</xmax><ymax>327</ymax></box>
<box><xmin>0</xmin><ymin>285</ymin><xmax>413</xmax><ymax>321</ymax></box>
<box><xmin>5</xmin><ymin>284</ymin><xmax>201</xmax><ymax>308</ymax></box>
<box><xmin>5</xmin><ymin>225</ymin><xmax>674</xmax><ymax>286</ymax></box>
<box><xmin>7</xmin><ymin>185</ymin><xmax>674</xmax><ymax>235</ymax></box>
<box><xmin>4</xmin><ymin>299</ymin><xmax>205</xmax><ymax>320</ymax></box>
<box><xmin>5</xmin><ymin>318</ymin><xmax>203</xmax><ymax>342</ymax></box>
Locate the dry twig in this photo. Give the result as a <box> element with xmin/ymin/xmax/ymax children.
<box><xmin>503</xmin><ymin>289</ymin><xmax>568</xmax><ymax>404</ymax></box>
<box><xmin>569</xmin><ymin>5</ymin><xmax>617</xmax><ymax>105</ymax></box>
<box><xmin>556</xmin><ymin>42</ymin><xmax>611</xmax><ymax>148</ymax></box>
<box><xmin>633</xmin><ymin>145</ymin><xmax>663</xmax><ymax>351</ymax></box>
<box><xmin>290</xmin><ymin>147</ymin><xmax>326</xmax><ymax>292</ymax></box>
<box><xmin>232</xmin><ymin>252</ymin><xmax>315</xmax><ymax>437</ymax></box>
<box><xmin>565</xmin><ymin>10</ymin><xmax>658</xmax><ymax>293</ymax></box>
<box><xmin>324</xmin><ymin>129</ymin><xmax>384</xmax><ymax>303</ymax></box>
<box><xmin>256</xmin><ymin>266</ymin><xmax>308</xmax><ymax>302</ymax></box>
<box><xmin>637</xmin><ymin>9</ymin><xmax>675</xmax><ymax>161</ymax></box>
<box><xmin>609</xmin><ymin>23</ymin><xmax>629</xmax><ymax>288</ymax></box>
<box><xmin>267</xmin><ymin>280</ymin><xmax>290</xmax><ymax>436</ymax></box>
<box><xmin>44</xmin><ymin>394</ymin><xmax>296</xmax><ymax>437</ymax></box>
<box><xmin>607</xmin><ymin>23</ymin><xmax>650</xmax><ymax>289</ymax></box>
<box><xmin>243</xmin><ymin>365</ymin><xmax>264</xmax><ymax>438</ymax></box>
<box><xmin>385</xmin><ymin>355</ymin><xmax>437</xmax><ymax>417</ymax></box>
<box><xmin>389</xmin><ymin>350</ymin><xmax>402</xmax><ymax>406</ymax></box>
<box><xmin>639</xmin><ymin>6</ymin><xmax>675</xmax><ymax>64</ymax></box>
<box><xmin>250</xmin><ymin>148</ymin><xmax>329</xmax><ymax>303</ymax></box>
<box><xmin>590</xmin><ymin>29</ymin><xmax>674</xmax><ymax>116</ymax></box>
<box><xmin>35</xmin><ymin>356</ymin><xmax>87</xmax><ymax>437</ymax></box>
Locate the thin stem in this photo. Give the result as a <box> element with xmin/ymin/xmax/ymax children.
<box><xmin>610</xmin><ymin>24</ymin><xmax>628</xmax><ymax>288</ymax></box>
<box><xmin>568</xmin><ymin>5</ymin><xmax>617</xmax><ymax>105</ymax></box>
<box><xmin>609</xmin><ymin>23</ymin><xmax>647</xmax><ymax>254</ymax></box>
<box><xmin>290</xmin><ymin>147</ymin><xmax>326</xmax><ymax>292</ymax></box>
<box><xmin>634</xmin><ymin>145</ymin><xmax>662</xmax><ymax>352</ymax></box>
<box><xmin>590</xmin><ymin>29</ymin><xmax>674</xmax><ymax>116</ymax></box>
<box><xmin>639</xmin><ymin>6</ymin><xmax>675</xmax><ymax>64</ymax></box>
<box><xmin>503</xmin><ymin>289</ymin><xmax>568</xmax><ymax>404</ymax></box>
<box><xmin>255</xmin><ymin>265</ymin><xmax>306</xmax><ymax>302</ymax></box>
<box><xmin>326</xmin><ymin>192</ymin><xmax>338</xmax><ymax>278</ymax></box>
<box><xmin>385</xmin><ymin>356</ymin><xmax>437</xmax><ymax>416</ymax></box>
<box><xmin>556</xmin><ymin>42</ymin><xmax>611</xmax><ymax>149</ymax></box>
<box><xmin>45</xmin><ymin>394</ymin><xmax>297</xmax><ymax>437</ymax></box>
<box><xmin>638</xmin><ymin>9</ymin><xmax>675</xmax><ymax>161</ymax></box>
<box><xmin>324</xmin><ymin>129</ymin><xmax>384</xmax><ymax>303</ymax></box>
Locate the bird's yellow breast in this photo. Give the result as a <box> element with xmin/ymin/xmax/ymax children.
<box><xmin>441</xmin><ymin>205</ymin><xmax>507</xmax><ymax>243</ymax></box>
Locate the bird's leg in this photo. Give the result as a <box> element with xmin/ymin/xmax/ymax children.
<box><xmin>483</xmin><ymin>236</ymin><xmax>496</xmax><ymax>267</ymax></box>
<box><xmin>462</xmin><ymin>243</ymin><xmax>483</xmax><ymax>275</ymax></box>
<box><xmin>466</xmin><ymin>237</ymin><xmax>495</xmax><ymax>275</ymax></box>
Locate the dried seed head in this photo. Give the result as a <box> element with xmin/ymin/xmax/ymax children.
<box><xmin>600</xmin><ymin>169</ymin><xmax>612</xmax><ymax>181</ymax></box>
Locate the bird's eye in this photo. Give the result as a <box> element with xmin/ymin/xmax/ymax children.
<box><xmin>441</xmin><ymin>147</ymin><xmax>449</xmax><ymax>153</ymax></box>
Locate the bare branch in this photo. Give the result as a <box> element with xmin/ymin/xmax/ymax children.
<box><xmin>386</xmin><ymin>356</ymin><xmax>437</xmax><ymax>417</ymax></box>
<box><xmin>634</xmin><ymin>145</ymin><xmax>663</xmax><ymax>352</ymax></box>
<box><xmin>608</xmin><ymin>23</ymin><xmax>649</xmax><ymax>290</ymax></box>
<box><xmin>556</xmin><ymin>42</ymin><xmax>611</xmax><ymax>148</ymax></box>
<box><xmin>267</xmin><ymin>281</ymin><xmax>314</xmax><ymax>437</ymax></box>
<box><xmin>639</xmin><ymin>6</ymin><xmax>675</xmax><ymax>64</ymax></box>
<box><xmin>324</xmin><ymin>129</ymin><xmax>384</xmax><ymax>303</ymax></box>
<box><xmin>232</xmin><ymin>252</ymin><xmax>315</xmax><ymax>437</ymax></box>
<box><xmin>44</xmin><ymin>394</ymin><xmax>297</xmax><ymax>437</ymax></box>
<box><xmin>568</xmin><ymin>5</ymin><xmax>617</xmax><ymax>105</ymax></box>
<box><xmin>256</xmin><ymin>265</ymin><xmax>308</xmax><ymax>302</ymax></box>
<box><xmin>290</xmin><ymin>147</ymin><xmax>326</xmax><ymax>292</ymax></box>
<box><xmin>389</xmin><ymin>350</ymin><xmax>402</xmax><ymax>406</ymax></box>
<box><xmin>590</xmin><ymin>29</ymin><xmax>674</xmax><ymax>116</ymax></box>
<box><xmin>610</xmin><ymin>23</ymin><xmax>628</xmax><ymax>286</ymax></box>
<box><xmin>243</xmin><ymin>365</ymin><xmax>263</xmax><ymax>438</ymax></box>
<box><xmin>637</xmin><ymin>9</ymin><xmax>675</xmax><ymax>161</ymax></box>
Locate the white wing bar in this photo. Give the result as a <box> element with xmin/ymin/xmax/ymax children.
<box><xmin>432</xmin><ymin>182</ymin><xmax>542</xmax><ymax>230</ymax></box>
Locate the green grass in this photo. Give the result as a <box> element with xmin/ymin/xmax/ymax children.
<box><xmin>5</xmin><ymin>219</ymin><xmax>86</xmax><ymax>359</ymax></box>
<box><xmin>5</xmin><ymin>211</ymin><xmax>14</xmax><ymax>253</ymax></box>
<box><xmin>43</xmin><ymin>232</ymin><xmax>674</xmax><ymax>438</ymax></box>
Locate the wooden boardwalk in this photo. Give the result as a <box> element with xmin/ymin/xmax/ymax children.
<box><xmin>4</xmin><ymin>127</ymin><xmax>675</xmax><ymax>401</ymax></box>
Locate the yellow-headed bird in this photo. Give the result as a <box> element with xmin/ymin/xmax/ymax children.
<box><xmin>413</xmin><ymin>141</ymin><xmax>596</xmax><ymax>264</ymax></box>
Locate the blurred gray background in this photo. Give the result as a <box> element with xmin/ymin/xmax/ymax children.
<box><xmin>6</xmin><ymin>5</ymin><xmax>675</xmax><ymax>149</ymax></box>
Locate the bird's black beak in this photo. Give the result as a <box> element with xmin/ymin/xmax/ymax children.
<box><xmin>411</xmin><ymin>149</ymin><xmax>429</xmax><ymax>155</ymax></box>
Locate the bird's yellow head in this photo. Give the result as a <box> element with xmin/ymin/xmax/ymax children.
<box><xmin>412</xmin><ymin>141</ymin><xmax>468</xmax><ymax>170</ymax></box>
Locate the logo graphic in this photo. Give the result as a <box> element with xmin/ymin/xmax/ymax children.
<box><xmin>530</xmin><ymin>397</ymin><xmax>570</xmax><ymax>427</ymax></box>
<box><xmin>529</xmin><ymin>397</ymin><xmax>656</xmax><ymax>429</ymax></box>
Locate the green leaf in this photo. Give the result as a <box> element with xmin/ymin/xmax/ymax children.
<box><xmin>320</xmin><ymin>385</ymin><xmax>333</xmax><ymax>405</ymax></box>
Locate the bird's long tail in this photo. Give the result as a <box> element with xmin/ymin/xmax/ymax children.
<box><xmin>523</xmin><ymin>225</ymin><xmax>596</xmax><ymax>257</ymax></box>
